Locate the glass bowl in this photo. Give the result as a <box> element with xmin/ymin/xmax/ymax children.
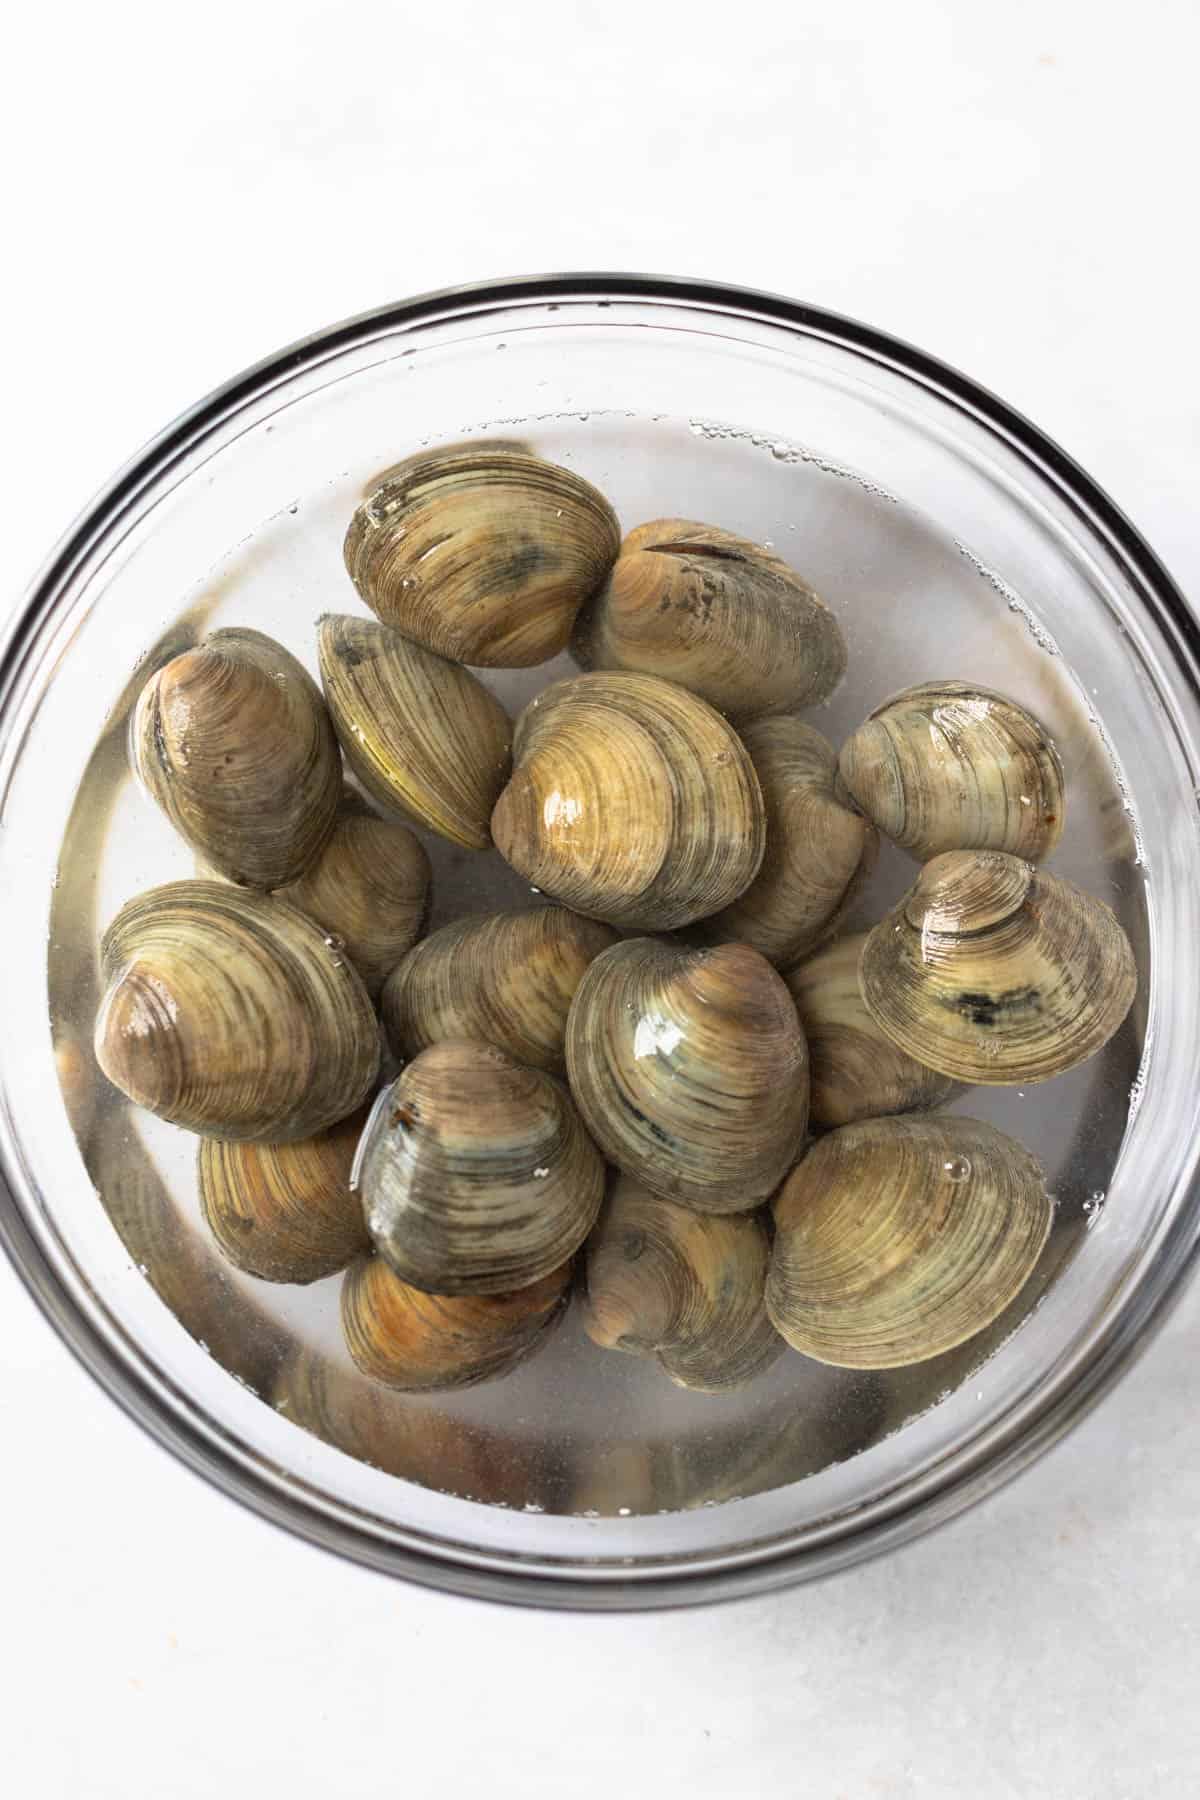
<box><xmin>2</xmin><ymin>274</ymin><xmax>1199</xmax><ymax>1610</ymax></box>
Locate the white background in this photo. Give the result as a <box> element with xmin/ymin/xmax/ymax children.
<box><xmin>3</xmin><ymin>3</ymin><xmax>1199</xmax><ymax>1795</ymax></box>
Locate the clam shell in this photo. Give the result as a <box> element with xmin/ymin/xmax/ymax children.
<box><xmin>491</xmin><ymin>671</ymin><xmax>766</xmax><ymax>930</ymax></box>
<box><xmin>341</xmin><ymin>1253</ymin><xmax>571</xmax><ymax>1391</ymax></box>
<box><xmin>565</xmin><ymin>939</ymin><xmax>809</xmax><ymax>1213</ymax></box>
<box><xmin>860</xmin><ymin>849</ymin><xmax>1137</xmax><ymax>1083</ymax></box>
<box><xmin>318</xmin><ymin>613</ymin><xmax>512</xmax><ymax>850</ymax></box>
<box><xmin>766</xmin><ymin>1115</ymin><xmax>1052</xmax><ymax>1368</ymax></box>
<box><xmin>129</xmin><ymin>626</ymin><xmax>341</xmax><ymax>887</ymax></box>
<box><xmin>380</xmin><ymin>905</ymin><xmax>617</xmax><ymax>1073</ymax></box>
<box><xmin>785</xmin><ymin>934</ymin><xmax>956</xmax><ymax>1129</ymax></box>
<box><xmin>358</xmin><ymin>1039</ymin><xmax>604</xmax><ymax>1295</ymax></box>
<box><xmin>343</xmin><ymin>442</ymin><xmax>621</xmax><ymax>668</ymax></box>
<box><xmin>198</xmin><ymin>1110</ymin><xmax>370</xmax><ymax>1283</ymax></box>
<box><xmin>278</xmin><ymin>803</ymin><xmax>431</xmax><ymax>998</ymax></box>
<box><xmin>701</xmin><ymin>718</ymin><xmax>878</xmax><ymax>966</ymax></box>
<box><xmin>573</xmin><ymin>519</ymin><xmax>846</xmax><ymax>720</ymax></box>
<box><xmin>94</xmin><ymin>881</ymin><xmax>380</xmax><ymax>1141</ymax></box>
<box><xmin>272</xmin><ymin>1346</ymin><xmax>545</xmax><ymax>1501</ymax></box>
<box><xmin>583</xmin><ymin>1175</ymin><xmax>782</xmax><ymax>1392</ymax></box>
<box><xmin>837</xmin><ymin>681</ymin><xmax>1066</xmax><ymax>861</ymax></box>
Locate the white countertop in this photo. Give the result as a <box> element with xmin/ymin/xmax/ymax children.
<box><xmin>3</xmin><ymin>3</ymin><xmax>1198</xmax><ymax>1794</ymax></box>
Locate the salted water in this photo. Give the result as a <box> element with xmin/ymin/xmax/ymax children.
<box><xmin>49</xmin><ymin>413</ymin><xmax>1147</xmax><ymax>1516</ymax></box>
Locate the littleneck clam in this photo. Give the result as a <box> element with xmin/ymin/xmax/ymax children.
<box><xmin>343</xmin><ymin>442</ymin><xmax>621</xmax><ymax>668</ymax></box>
<box><xmin>701</xmin><ymin>717</ymin><xmax>878</xmax><ymax>967</ymax></box>
<box><xmin>583</xmin><ymin>1176</ymin><xmax>782</xmax><ymax>1392</ymax></box>
<box><xmin>380</xmin><ymin>906</ymin><xmax>617</xmax><ymax>1073</ymax></box>
<box><xmin>572</xmin><ymin>519</ymin><xmax>847</xmax><ymax>720</ymax></box>
<box><xmin>766</xmin><ymin>1115</ymin><xmax>1053</xmax><ymax>1368</ymax></box>
<box><xmin>318</xmin><ymin>613</ymin><xmax>512</xmax><ymax>849</ymax></box>
<box><xmin>272</xmin><ymin>1348</ymin><xmax>543</xmax><ymax>1503</ymax></box>
<box><xmin>837</xmin><ymin>681</ymin><xmax>1066</xmax><ymax>862</ymax></box>
<box><xmin>198</xmin><ymin>1110</ymin><xmax>369</xmax><ymax>1283</ymax></box>
<box><xmin>565</xmin><ymin>939</ymin><xmax>809</xmax><ymax>1213</ymax></box>
<box><xmin>860</xmin><ymin>849</ymin><xmax>1137</xmax><ymax>1084</ymax></box>
<box><xmin>785</xmin><ymin>934</ymin><xmax>957</xmax><ymax>1129</ymax></box>
<box><xmin>491</xmin><ymin>671</ymin><xmax>766</xmax><ymax>930</ymax></box>
<box><xmin>278</xmin><ymin>797</ymin><xmax>431</xmax><ymax>998</ymax></box>
<box><xmin>341</xmin><ymin>1253</ymin><xmax>571</xmax><ymax>1392</ymax></box>
<box><xmin>358</xmin><ymin>1039</ymin><xmax>604</xmax><ymax>1294</ymax></box>
<box><xmin>94</xmin><ymin>881</ymin><xmax>380</xmax><ymax>1141</ymax></box>
<box><xmin>129</xmin><ymin>627</ymin><xmax>341</xmax><ymax>886</ymax></box>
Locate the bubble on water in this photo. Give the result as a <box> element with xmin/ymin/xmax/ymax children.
<box><xmin>1083</xmin><ymin>1191</ymin><xmax>1107</xmax><ymax>1231</ymax></box>
<box><xmin>617</xmin><ymin>1506</ymin><xmax>632</xmax><ymax>1517</ymax></box>
<box><xmin>522</xmin><ymin>1502</ymin><xmax>544</xmax><ymax>1514</ymax></box>
<box><xmin>763</xmin><ymin>538</ymin><xmax>775</xmax><ymax>550</ymax></box>
<box><xmin>943</xmin><ymin>1156</ymin><xmax>972</xmax><ymax>1182</ymax></box>
<box><xmin>288</xmin><ymin>503</ymin><xmax>299</xmax><ymax>516</ymax></box>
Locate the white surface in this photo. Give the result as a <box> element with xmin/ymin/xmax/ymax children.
<box><xmin>3</xmin><ymin>3</ymin><xmax>1199</xmax><ymax>1795</ymax></box>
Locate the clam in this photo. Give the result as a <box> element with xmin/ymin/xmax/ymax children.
<box><xmin>785</xmin><ymin>934</ymin><xmax>956</xmax><ymax>1129</ymax></box>
<box><xmin>129</xmin><ymin>627</ymin><xmax>340</xmax><ymax>887</ymax></box>
<box><xmin>55</xmin><ymin>1026</ymin><xmax>101</xmax><ymax>1149</ymax></box>
<box><xmin>273</xmin><ymin>1348</ymin><xmax>548</xmax><ymax>1503</ymax></box>
<box><xmin>583</xmin><ymin>1176</ymin><xmax>782</xmax><ymax>1392</ymax></box>
<box><xmin>343</xmin><ymin>441</ymin><xmax>621</xmax><ymax>668</ymax></box>
<box><xmin>381</xmin><ymin>906</ymin><xmax>617</xmax><ymax>1073</ymax></box>
<box><xmin>837</xmin><ymin>681</ymin><xmax>1066</xmax><ymax>861</ymax></box>
<box><xmin>766</xmin><ymin>1115</ymin><xmax>1053</xmax><ymax>1368</ymax></box>
<box><xmin>278</xmin><ymin>798</ymin><xmax>431</xmax><ymax>998</ymax></box>
<box><xmin>860</xmin><ymin>849</ymin><xmax>1137</xmax><ymax>1083</ymax></box>
<box><xmin>572</xmin><ymin>518</ymin><xmax>846</xmax><ymax>720</ymax></box>
<box><xmin>341</xmin><ymin>1253</ymin><xmax>571</xmax><ymax>1392</ymax></box>
<box><xmin>198</xmin><ymin>1109</ymin><xmax>370</xmax><ymax>1283</ymax></box>
<box><xmin>358</xmin><ymin>1039</ymin><xmax>604</xmax><ymax>1294</ymax></box>
<box><xmin>565</xmin><ymin>939</ymin><xmax>808</xmax><ymax>1213</ymax></box>
<box><xmin>90</xmin><ymin>1107</ymin><xmax>290</xmax><ymax>1388</ymax></box>
<box><xmin>491</xmin><ymin>671</ymin><xmax>766</xmax><ymax>930</ymax></box>
<box><xmin>701</xmin><ymin>717</ymin><xmax>878</xmax><ymax>967</ymax></box>
<box><xmin>94</xmin><ymin>881</ymin><xmax>379</xmax><ymax>1141</ymax></box>
<box><xmin>318</xmin><ymin>613</ymin><xmax>511</xmax><ymax>850</ymax></box>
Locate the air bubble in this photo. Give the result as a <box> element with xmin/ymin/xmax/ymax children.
<box><xmin>943</xmin><ymin>1156</ymin><xmax>972</xmax><ymax>1183</ymax></box>
<box><xmin>1083</xmin><ymin>1190</ymin><xmax>1107</xmax><ymax>1230</ymax></box>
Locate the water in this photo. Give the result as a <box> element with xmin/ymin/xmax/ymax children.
<box><xmin>49</xmin><ymin>413</ymin><xmax>1147</xmax><ymax>1518</ymax></box>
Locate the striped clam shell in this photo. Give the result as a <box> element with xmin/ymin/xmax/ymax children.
<box><xmin>357</xmin><ymin>1039</ymin><xmax>604</xmax><ymax>1295</ymax></box>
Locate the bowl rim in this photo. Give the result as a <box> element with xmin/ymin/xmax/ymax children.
<box><xmin>2</xmin><ymin>271</ymin><xmax>1198</xmax><ymax>1611</ymax></box>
